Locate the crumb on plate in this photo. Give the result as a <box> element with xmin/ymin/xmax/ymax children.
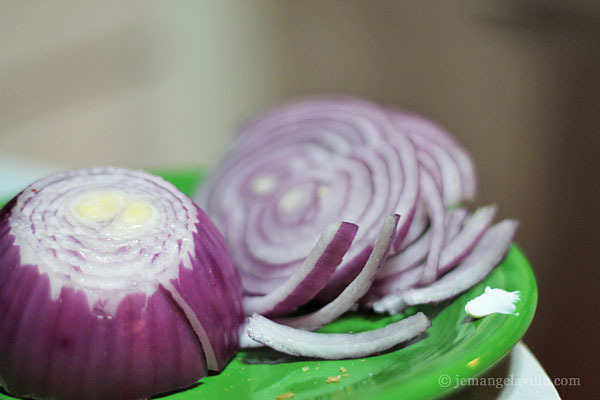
<box><xmin>276</xmin><ymin>392</ymin><xmax>294</xmax><ymax>399</ymax></box>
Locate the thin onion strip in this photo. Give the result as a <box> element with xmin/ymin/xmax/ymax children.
<box><xmin>247</xmin><ymin>312</ymin><xmax>431</xmax><ymax>359</ymax></box>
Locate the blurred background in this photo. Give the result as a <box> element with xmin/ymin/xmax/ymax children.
<box><xmin>1</xmin><ymin>1</ymin><xmax>598</xmax><ymax>398</ymax></box>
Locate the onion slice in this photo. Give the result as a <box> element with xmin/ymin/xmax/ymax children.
<box><xmin>279</xmin><ymin>215</ymin><xmax>399</xmax><ymax>330</ymax></box>
<box><xmin>418</xmin><ymin>170</ymin><xmax>446</xmax><ymax>285</ymax></box>
<box><xmin>371</xmin><ymin>206</ymin><xmax>500</xmax><ymax>315</ymax></box>
<box><xmin>247</xmin><ymin>312</ymin><xmax>431</xmax><ymax>359</ymax></box>
<box><xmin>243</xmin><ymin>221</ymin><xmax>358</xmax><ymax>316</ymax></box>
<box><xmin>378</xmin><ymin>207</ymin><xmax>467</xmax><ymax>280</ymax></box>
<box><xmin>436</xmin><ymin>204</ymin><xmax>496</xmax><ymax>271</ymax></box>
<box><xmin>403</xmin><ymin>219</ymin><xmax>519</xmax><ymax>306</ymax></box>
<box><xmin>373</xmin><ymin>205</ymin><xmax>497</xmax><ymax>299</ymax></box>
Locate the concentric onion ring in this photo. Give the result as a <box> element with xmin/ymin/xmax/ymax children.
<box><xmin>0</xmin><ymin>167</ymin><xmax>243</xmax><ymax>400</ymax></box>
<box><xmin>198</xmin><ymin>98</ymin><xmax>420</xmax><ymax>300</ymax></box>
<box><xmin>198</xmin><ymin>98</ymin><xmax>478</xmax><ymax>308</ymax></box>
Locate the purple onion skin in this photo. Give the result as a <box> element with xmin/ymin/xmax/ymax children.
<box><xmin>170</xmin><ymin>206</ymin><xmax>244</xmax><ymax>371</ymax></box>
<box><xmin>0</xmin><ymin>193</ymin><xmax>243</xmax><ymax>399</ymax></box>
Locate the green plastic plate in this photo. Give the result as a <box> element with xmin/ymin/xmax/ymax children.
<box><xmin>0</xmin><ymin>168</ymin><xmax>537</xmax><ymax>400</ymax></box>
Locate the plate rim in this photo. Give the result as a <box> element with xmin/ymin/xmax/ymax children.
<box><xmin>364</xmin><ymin>244</ymin><xmax>537</xmax><ymax>400</ymax></box>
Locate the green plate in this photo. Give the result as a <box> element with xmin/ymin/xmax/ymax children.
<box><xmin>0</xmin><ymin>168</ymin><xmax>537</xmax><ymax>400</ymax></box>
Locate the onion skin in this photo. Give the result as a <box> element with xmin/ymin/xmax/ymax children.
<box><xmin>169</xmin><ymin>206</ymin><xmax>244</xmax><ymax>371</ymax></box>
<box><xmin>0</xmin><ymin>168</ymin><xmax>243</xmax><ymax>400</ymax></box>
<box><xmin>0</xmin><ymin>217</ymin><xmax>206</xmax><ymax>400</ymax></box>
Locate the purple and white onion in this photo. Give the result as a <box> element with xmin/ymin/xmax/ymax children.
<box><xmin>0</xmin><ymin>167</ymin><xmax>243</xmax><ymax>400</ymax></box>
<box><xmin>198</xmin><ymin>97</ymin><xmax>517</xmax><ymax>359</ymax></box>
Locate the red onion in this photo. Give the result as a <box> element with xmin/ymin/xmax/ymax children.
<box><xmin>197</xmin><ymin>97</ymin><xmax>517</xmax><ymax>360</ymax></box>
<box><xmin>0</xmin><ymin>167</ymin><xmax>243</xmax><ymax>400</ymax></box>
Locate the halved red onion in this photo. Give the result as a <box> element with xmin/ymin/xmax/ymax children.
<box><xmin>247</xmin><ymin>312</ymin><xmax>431</xmax><ymax>359</ymax></box>
<box><xmin>0</xmin><ymin>167</ymin><xmax>243</xmax><ymax>400</ymax></box>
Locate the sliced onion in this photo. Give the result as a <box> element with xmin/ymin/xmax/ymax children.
<box><xmin>436</xmin><ymin>204</ymin><xmax>497</xmax><ymax>271</ymax></box>
<box><xmin>278</xmin><ymin>215</ymin><xmax>398</xmax><ymax>330</ymax></box>
<box><xmin>395</xmin><ymin>201</ymin><xmax>428</xmax><ymax>251</ymax></box>
<box><xmin>243</xmin><ymin>221</ymin><xmax>358</xmax><ymax>316</ymax></box>
<box><xmin>418</xmin><ymin>169</ymin><xmax>446</xmax><ymax>284</ymax></box>
<box><xmin>197</xmin><ymin>97</ymin><xmax>515</xmax><ymax>362</ymax></box>
<box><xmin>379</xmin><ymin>222</ymin><xmax>433</xmax><ymax>278</ymax></box>
<box><xmin>0</xmin><ymin>168</ymin><xmax>243</xmax><ymax>400</ymax></box>
<box><xmin>390</xmin><ymin>110</ymin><xmax>477</xmax><ymax>204</ymax></box>
<box><xmin>376</xmin><ymin>207</ymin><xmax>468</xmax><ymax>281</ymax></box>
<box><xmin>197</xmin><ymin>98</ymin><xmax>420</xmax><ymax>297</ymax></box>
<box><xmin>403</xmin><ymin>220</ymin><xmax>518</xmax><ymax>306</ymax></box>
<box><xmin>247</xmin><ymin>312</ymin><xmax>431</xmax><ymax>359</ymax></box>
<box><xmin>371</xmin><ymin>205</ymin><xmax>499</xmax><ymax>314</ymax></box>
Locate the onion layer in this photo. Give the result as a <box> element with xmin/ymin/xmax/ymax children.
<box><xmin>247</xmin><ymin>312</ymin><xmax>431</xmax><ymax>359</ymax></box>
<box><xmin>0</xmin><ymin>167</ymin><xmax>243</xmax><ymax>400</ymax></box>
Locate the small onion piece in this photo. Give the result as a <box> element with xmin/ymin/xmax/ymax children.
<box><xmin>247</xmin><ymin>312</ymin><xmax>431</xmax><ymax>359</ymax></box>
<box><xmin>402</xmin><ymin>219</ymin><xmax>519</xmax><ymax>306</ymax></box>
<box><xmin>279</xmin><ymin>215</ymin><xmax>399</xmax><ymax>330</ymax></box>
<box><xmin>243</xmin><ymin>221</ymin><xmax>358</xmax><ymax>316</ymax></box>
<box><xmin>376</xmin><ymin>207</ymin><xmax>469</xmax><ymax>281</ymax></box>
<box><xmin>372</xmin><ymin>219</ymin><xmax>516</xmax><ymax>315</ymax></box>
<box><xmin>371</xmin><ymin>205</ymin><xmax>497</xmax><ymax>299</ymax></box>
<box><xmin>417</xmin><ymin>169</ymin><xmax>446</xmax><ymax>285</ymax></box>
<box><xmin>0</xmin><ymin>168</ymin><xmax>243</xmax><ymax>400</ymax></box>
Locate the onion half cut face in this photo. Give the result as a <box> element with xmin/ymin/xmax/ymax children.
<box><xmin>0</xmin><ymin>167</ymin><xmax>243</xmax><ymax>400</ymax></box>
